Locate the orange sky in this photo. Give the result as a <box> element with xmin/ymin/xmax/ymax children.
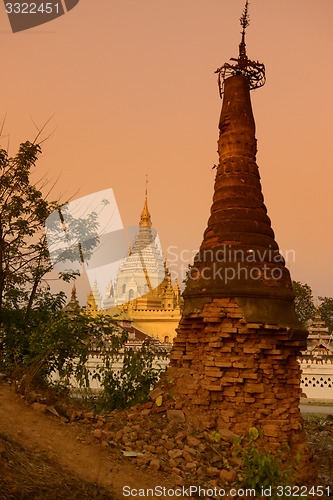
<box><xmin>0</xmin><ymin>0</ymin><xmax>332</xmax><ymax>304</ymax></box>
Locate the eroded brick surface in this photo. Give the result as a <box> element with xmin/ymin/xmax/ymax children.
<box><xmin>164</xmin><ymin>298</ymin><xmax>316</xmax><ymax>483</ymax></box>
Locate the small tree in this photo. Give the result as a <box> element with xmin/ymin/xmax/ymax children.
<box><xmin>319</xmin><ymin>296</ymin><xmax>333</xmax><ymax>334</ymax></box>
<box><xmin>0</xmin><ymin>140</ymin><xmax>100</xmax><ymax>330</ymax></box>
<box><xmin>0</xmin><ymin>142</ymin><xmax>51</xmax><ymax>322</ymax></box>
<box><xmin>292</xmin><ymin>281</ymin><xmax>315</xmax><ymax>327</ymax></box>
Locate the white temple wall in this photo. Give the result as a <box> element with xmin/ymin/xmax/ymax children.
<box><xmin>299</xmin><ymin>358</ymin><xmax>333</xmax><ymax>400</ymax></box>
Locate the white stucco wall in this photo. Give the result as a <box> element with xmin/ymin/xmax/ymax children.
<box><xmin>299</xmin><ymin>358</ymin><xmax>333</xmax><ymax>400</ymax></box>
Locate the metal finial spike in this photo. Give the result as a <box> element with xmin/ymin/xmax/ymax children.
<box><xmin>240</xmin><ymin>0</ymin><xmax>250</xmax><ymax>32</ymax></box>
<box><xmin>214</xmin><ymin>0</ymin><xmax>265</xmax><ymax>98</ymax></box>
<box><xmin>239</xmin><ymin>0</ymin><xmax>250</xmax><ymax>60</ymax></box>
<box><xmin>145</xmin><ymin>174</ymin><xmax>148</xmax><ymax>198</ymax></box>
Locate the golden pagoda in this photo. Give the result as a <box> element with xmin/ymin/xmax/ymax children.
<box><xmin>87</xmin><ymin>186</ymin><xmax>182</xmax><ymax>343</ymax></box>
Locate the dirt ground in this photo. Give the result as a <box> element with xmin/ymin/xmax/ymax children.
<box><xmin>0</xmin><ymin>382</ymin><xmax>174</xmax><ymax>499</ymax></box>
<box><xmin>0</xmin><ymin>380</ymin><xmax>332</xmax><ymax>499</ymax></box>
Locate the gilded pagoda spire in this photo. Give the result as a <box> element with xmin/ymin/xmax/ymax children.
<box><xmin>71</xmin><ymin>282</ymin><xmax>77</xmax><ymax>301</ymax></box>
<box><xmin>63</xmin><ymin>281</ymin><xmax>80</xmax><ymax>313</ymax></box>
<box><xmin>139</xmin><ymin>175</ymin><xmax>152</xmax><ymax>227</ymax></box>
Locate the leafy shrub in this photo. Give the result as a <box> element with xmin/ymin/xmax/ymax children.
<box><xmin>95</xmin><ymin>339</ymin><xmax>165</xmax><ymax>410</ymax></box>
<box><xmin>239</xmin><ymin>427</ymin><xmax>303</xmax><ymax>499</ymax></box>
<box><xmin>0</xmin><ymin>306</ymin><xmax>166</xmax><ymax>410</ymax></box>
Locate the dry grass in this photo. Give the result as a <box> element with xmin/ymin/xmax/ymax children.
<box><xmin>0</xmin><ymin>433</ymin><xmax>117</xmax><ymax>500</ymax></box>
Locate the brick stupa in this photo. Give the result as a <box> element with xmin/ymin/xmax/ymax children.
<box><xmin>163</xmin><ymin>2</ymin><xmax>316</xmax><ymax>482</ymax></box>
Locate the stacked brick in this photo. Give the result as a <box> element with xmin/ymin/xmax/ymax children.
<box><xmin>170</xmin><ymin>298</ymin><xmax>301</xmax><ymax>432</ymax></box>
<box><xmin>166</xmin><ymin>297</ymin><xmax>315</xmax><ymax>481</ymax></box>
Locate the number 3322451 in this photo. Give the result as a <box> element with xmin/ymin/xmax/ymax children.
<box><xmin>5</xmin><ymin>3</ymin><xmax>61</xmax><ymax>14</ymax></box>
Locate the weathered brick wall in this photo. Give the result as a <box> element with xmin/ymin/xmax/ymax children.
<box><xmin>165</xmin><ymin>298</ymin><xmax>316</xmax><ymax>482</ymax></box>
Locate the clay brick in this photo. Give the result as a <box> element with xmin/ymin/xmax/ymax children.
<box><xmin>222</xmin><ymin>377</ymin><xmax>244</xmax><ymax>384</ymax></box>
<box><xmin>218</xmin><ymin>415</ymin><xmax>230</xmax><ymax>425</ymax></box>
<box><xmin>192</xmin><ymin>397</ymin><xmax>210</xmax><ymax>405</ymax></box>
<box><xmin>204</xmin><ymin>360</ymin><xmax>216</xmax><ymax>367</ymax></box>
<box><xmin>203</xmin><ymin>316</ymin><xmax>225</xmax><ymax>322</ymax></box>
<box><xmin>220</xmin><ymin>469</ymin><xmax>237</xmax><ymax>482</ymax></box>
<box><xmin>243</xmin><ymin>348</ymin><xmax>259</xmax><ymax>354</ymax></box>
<box><xmin>183</xmin><ymin>354</ymin><xmax>195</xmax><ymax>360</ymax></box>
<box><xmin>246</xmin><ymin>323</ymin><xmax>264</xmax><ymax>329</ymax></box>
<box><xmin>263</xmin><ymin>425</ymin><xmax>280</xmax><ymax>438</ymax></box>
<box><xmin>220</xmin><ymin>327</ymin><xmax>238</xmax><ymax>333</ymax></box>
<box><xmin>208</xmin><ymin>336</ymin><xmax>223</xmax><ymax>342</ymax></box>
<box><xmin>243</xmin><ymin>383</ymin><xmax>264</xmax><ymax>393</ymax></box>
<box><xmin>205</xmin><ymin>384</ymin><xmax>222</xmax><ymax>391</ymax></box>
<box><xmin>257</xmin><ymin>344</ymin><xmax>275</xmax><ymax>350</ymax></box>
<box><xmin>242</xmin><ymin>373</ymin><xmax>258</xmax><ymax>380</ymax></box>
<box><xmin>186</xmin><ymin>436</ymin><xmax>201</xmax><ymax>447</ymax></box>
<box><xmin>288</xmin><ymin>378</ymin><xmax>302</xmax><ymax>385</ymax></box>
<box><xmin>223</xmin><ymin>388</ymin><xmax>236</xmax><ymax>397</ymax></box>
<box><xmin>205</xmin><ymin>370</ymin><xmax>222</xmax><ymax>378</ymax></box>
<box><xmin>218</xmin><ymin>428</ymin><xmax>239</xmax><ymax>442</ymax></box>
<box><xmin>214</xmin><ymin>361</ymin><xmax>232</xmax><ymax>368</ymax></box>
<box><xmin>232</xmin><ymin>362</ymin><xmax>248</xmax><ymax>368</ymax></box>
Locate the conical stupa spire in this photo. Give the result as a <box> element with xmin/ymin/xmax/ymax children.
<box><xmin>71</xmin><ymin>282</ymin><xmax>77</xmax><ymax>301</ymax></box>
<box><xmin>63</xmin><ymin>281</ymin><xmax>80</xmax><ymax>313</ymax></box>
<box><xmin>185</xmin><ymin>3</ymin><xmax>298</xmax><ymax>327</ymax></box>
<box><xmin>139</xmin><ymin>175</ymin><xmax>152</xmax><ymax>227</ymax></box>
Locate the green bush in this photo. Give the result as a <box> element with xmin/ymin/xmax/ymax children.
<box><xmin>239</xmin><ymin>427</ymin><xmax>304</xmax><ymax>500</ymax></box>
<box><xmin>95</xmin><ymin>339</ymin><xmax>165</xmax><ymax>410</ymax></box>
<box><xmin>0</xmin><ymin>306</ymin><xmax>166</xmax><ymax>410</ymax></box>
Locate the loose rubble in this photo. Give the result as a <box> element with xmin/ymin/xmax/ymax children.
<box><xmin>24</xmin><ymin>388</ymin><xmax>333</xmax><ymax>500</ymax></box>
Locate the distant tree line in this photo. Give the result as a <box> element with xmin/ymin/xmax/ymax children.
<box><xmin>292</xmin><ymin>281</ymin><xmax>333</xmax><ymax>333</ymax></box>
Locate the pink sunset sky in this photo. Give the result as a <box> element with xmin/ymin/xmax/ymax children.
<box><xmin>0</xmin><ymin>0</ymin><xmax>332</xmax><ymax>304</ymax></box>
